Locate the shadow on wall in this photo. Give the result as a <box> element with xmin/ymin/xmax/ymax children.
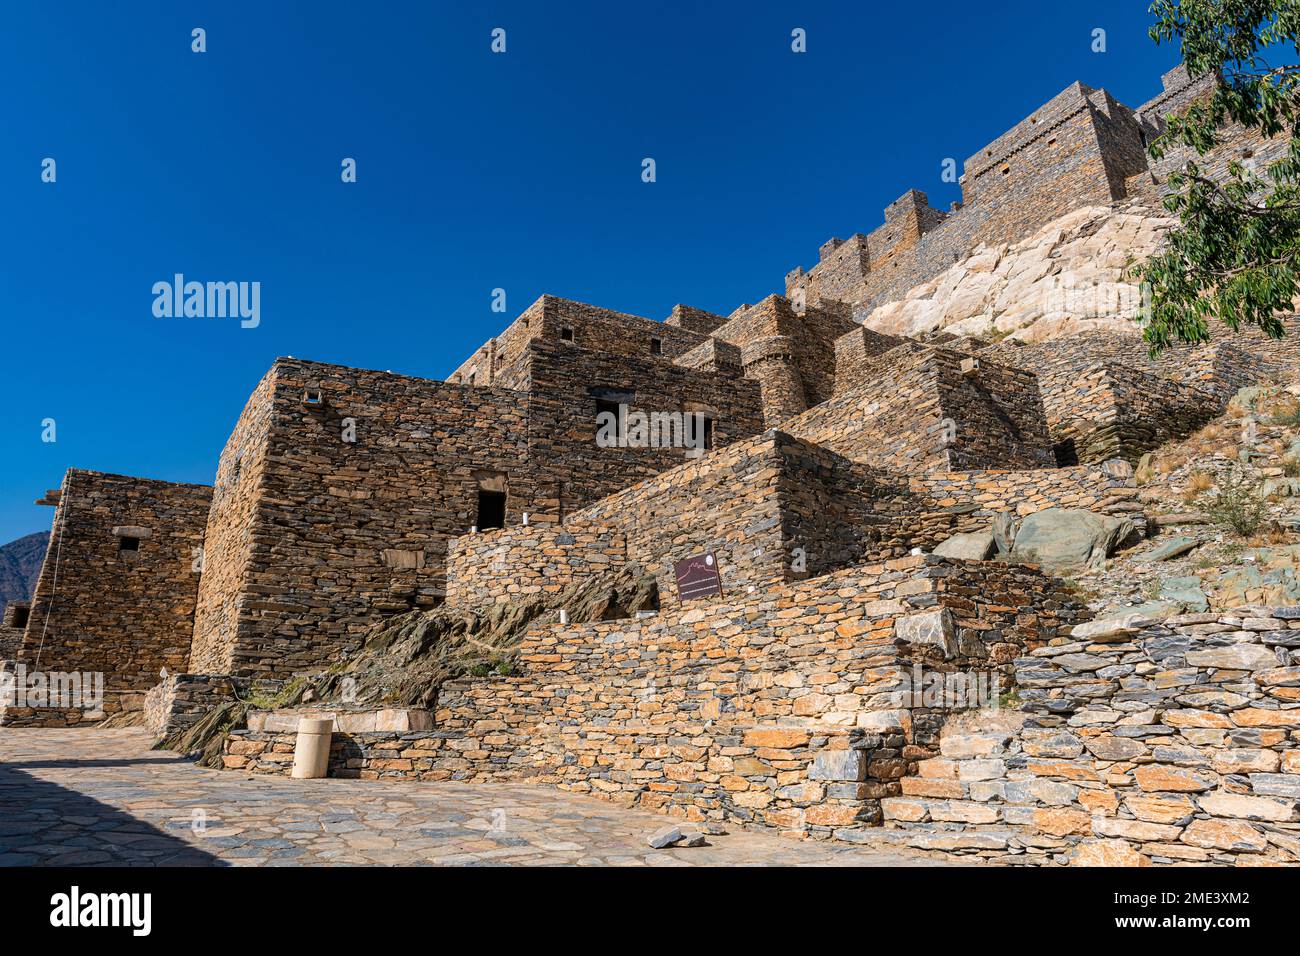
<box><xmin>0</xmin><ymin>760</ymin><xmax>227</xmax><ymax>866</ymax></box>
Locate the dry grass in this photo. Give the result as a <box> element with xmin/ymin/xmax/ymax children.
<box><xmin>1182</xmin><ymin>469</ymin><xmax>1216</xmax><ymax>503</ymax></box>
<box><xmin>1247</xmin><ymin>521</ymin><xmax>1292</xmax><ymax>547</ymax></box>
<box><xmin>1268</xmin><ymin>400</ymin><xmax>1300</xmax><ymax>427</ymax></box>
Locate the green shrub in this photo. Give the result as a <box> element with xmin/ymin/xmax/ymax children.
<box><xmin>1198</xmin><ymin>467</ymin><xmax>1268</xmax><ymax>537</ymax></box>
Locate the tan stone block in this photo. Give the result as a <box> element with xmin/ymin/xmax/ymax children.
<box><xmin>1132</xmin><ymin>765</ymin><xmax>1217</xmax><ymax>792</ymax></box>
<box><xmin>1033</xmin><ymin>808</ymin><xmax>1091</xmax><ymax>836</ymax></box>
<box><xmin>743</xmin><ymin>728</ymin><xmax>810</xmax><ymax>749</ymax></box>
<box><xmin>1124</xmin><ymin>793</ymin><xmax>1196</xmax><ymax>824</ymax></box>
<box><xmin>1071</xmin><ymin>839</ymin><xmax>1150</xmax><ymax>867</ymax></box>
<box><xmin>1210</xmin><ymin>749</ymin><xmax>1281</xmax><ymax>774</ymax></box>
<box><xmin>1181</xmin><ymin>818</ymin><xmax>1269</xmax><ymax>853</ymax></box>
<box><xmin>1078</xmin><ymin>788</ymin><xmax>1119</xmax><ymax>814</ymax></box>
<box><xmin>1234</xmin><ymin>708</ymin><xmax>1300</xmax><ymax>728</ymax></box>
<box><xmin>804</xmin><ymin>804</ymin><xmax>863</xmax><ymax>827</ymax></box>
<box><xmin>880</xmin><ymin>797</ymin><xmax>929</xmax><ymax>821</ymax></box>
<box><xmin>900</xmin><ymin>777</ymin><xmax>966</xmax><ymax>798</ymax></box>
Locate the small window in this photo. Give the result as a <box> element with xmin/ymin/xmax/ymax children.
<box><xmin>650</xmin><ymin>337</ymin><xmax>662</xmax><ymax>356</ymax></box>
<box><xmin>595</xmin><ymin>398</ymin><xmax>621</xmax><ymax>442</ymax></box>
<box><xmin>11</xmin><ymin>606</ymin><xmax>30</xmax><ymax>629</ymax></box>
<box><xmin>468</xmin><ymin>371</ymin><xmax>476</xmax><ymax>385</ymax></box>
<box><xmin>1001</xmin><ymin>166</ymin><xmax>1010</xmax><ymax>176</ymax></box>
<box><xmin>702</xmin><ymin>417</ymin><xmax>714</xmax><ymax>450</ymax></box>
<box><xmin>560</xmin><ymin>326</ymin><xmax>574</xmax><ymax>342</ymax></box>
<box><xmin>1047</xmin><ymin>137</ymin><xmax>1057</xmax><ymax>147</ymax></box>
<box><xmin>476</xmin><ymin>489</ymin><xmax>506</xmax><ymax>530</ymax></box>
<box><xmin>119</xmin><ymin>536</ymin><xmax>140</xmax><ymax>553</ymax></box>
<box><xmin>303</xmin><ymin>388</ymin><xmax>323</xmax><ymax>406</ymax></box>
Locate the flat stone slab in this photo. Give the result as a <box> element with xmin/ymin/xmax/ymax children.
<box><xmin>0</xmin><ymin>729</ymin><xmax>942</xmax><ymax>868</ymax></box>
<box><xmin>1134</xmin><ymin>536</ymin><xmax>1200</xmax><ymax>563</ymax></box>
<box><xmin>247</xmin><ymin>708</ymin><xmax>434</xmax><ymax>734</ymax></box>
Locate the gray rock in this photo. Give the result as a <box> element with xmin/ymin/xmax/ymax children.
<box><xmin>932</xmin><ymin>530</ymin><xmax>996</xmax><ymax>561</ymax></box>
<box><xmin>991</xmin><ymin>513</ymin><xmax>1019</xmax><ymax>555</ymax></box>
<box><xmin>647</xmin><ymin>826</ymin><xmax>683</xmax><ymax>849</ymax></box>
<box><xmin>1158</xmin><ymin>577</ymin><xmax>1209</xmax><ymax>613</ymax></box>
<box><xmin>1008</xmin><ymin>508</ymin><xmax>1135</xmax><ymax>571</ymax></box>
<box><xmin>1185</xmin><ymin>643</ymin><xmax>1279</xmax><ymax>671</ymax></box>
<box><xmin>809</xmin><ymin>749</ymin><xmax>867</xmax><ymax>782</ymax></box>
<box><xmin>894</xmin><ymin>608</ymin><xmax>956</xmax><ymax>657</ymax></box>
<box><xmin>1134</xmin><ymin>536</ymin><xmax>1200</xmax><ymax>562</ymax></box>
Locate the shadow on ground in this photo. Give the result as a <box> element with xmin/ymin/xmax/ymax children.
<box><xmin>0</xmin><ymin>760</ymin><xmax>225</xmax><ymax>866</ymax></box>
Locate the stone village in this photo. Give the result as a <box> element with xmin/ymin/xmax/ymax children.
<box><xmin>5</xmin><ymin>63</ymin><xmax>1300</xmax><ymax>866</ymax></box>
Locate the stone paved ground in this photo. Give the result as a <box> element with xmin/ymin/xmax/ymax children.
<box><xmin>0</xmin><ymin>729</ymin><xmax>943</xmax><ymax>867</ymax></box>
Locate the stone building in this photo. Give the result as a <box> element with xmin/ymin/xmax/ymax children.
<box><xmin>2</xmin><ymin>54</ymin><xmax>1289</xmax><ymax>806</ymax></box>
<box><xmin>783</xmin><ymin>65</ymin><xmax>1224</xmax><ymax>319</ymax></box>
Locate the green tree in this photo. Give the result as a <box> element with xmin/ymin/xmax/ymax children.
<box><xmin>1136</xmin><ymin>0</ymin><xmax>1300</xmax><ymax>353</ymax></box>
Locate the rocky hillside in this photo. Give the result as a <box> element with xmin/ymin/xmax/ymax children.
<box><xmin>0</xmin><ymin>531</ymin><xmax>47</xmax><ymax>614</ymax></box>
<box><xmin>863</xmin><ymin>202</ymin><xmax>1171</xmax><ymax>343</ymax></box>
<box><xmin>1072</xmin><ymin>376</ymin><xmax>1300</xmax><ymax>618</ymax></box>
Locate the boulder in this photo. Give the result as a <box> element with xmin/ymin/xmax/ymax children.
<box><xmin>991</xmin><ymin>513</ymin><xmax>1019</xmax><ymax>555</ymax></box>
<box><xmin>1008</xmin><ymin>508</ymin><xmax>1135</xmax><ymax>571</ymax></box>
<box><xmin>932</xmin><ymin>530</ymin><xmax>996</xmax><ymax>561</ymax></box>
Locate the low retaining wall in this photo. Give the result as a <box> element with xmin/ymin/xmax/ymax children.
<box><xmin>445</xmin><ymin>522</ymin><xmax>627</xmax><ymax>606</ymax></box>
<box><xmin>880</xmin><ymin>606</ymin><xmax>1300</xmax><ymax>864</ymax></box>
<box><xmin>223</xmin><ymin>555</ymin><xmax>1086</xmax><ymax>838</ymax></box>
<box><xmin>911</xmin><ymin>462</ymin><xmax>1145</xmax><ymax>533</ymax></box>
<box><xmin>144</xmin><ymin>673</ymin><xmax>248</xmax><ymax>740</ymax></box>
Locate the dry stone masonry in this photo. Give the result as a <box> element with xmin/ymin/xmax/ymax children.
<box><xmin>8</xmin><ymin>59</ymin><xmax>1300</xmax><ymax>867</ymax></box>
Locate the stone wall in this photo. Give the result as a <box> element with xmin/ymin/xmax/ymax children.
<box><xmin>784</xmin><ymin>343</ymin><xmax>1054</xmax><ymax>472</ymax></box>
<box><xmin>223</xmin><ymin>555</ymin><xmax>1088</xmax><ymax>839</ymax></box>
<box><xmin>189</xmin><ymin>346</ymin><xmax>760</xmax><ymax>680</ymax></box>
<box><xmin>449</xmin><ymin>295</ymin><xmax>711</xmax><ymax>387</ymax></box>
<box><xmin>0</xmin><ymin>603</ymin><xmax>26</xmax><ymax>660</ymax></box>
<box><xmin>910</xmin><ymin>463</ymin><xmax>1143</xmax><ymax>532</ymax></box>
<box><xmin>16</xmin><ymin>470</ymin><xmax>212</xmax><ymax>711</ymax></box>
<box><xmin>144</xmin><ymin>672</ymin><xmax>248</xmax><ymax>740</ymax></box>
<box><xmin>786</xmin><ymin>82</ymin><xmax>1158</xmax><ymax>318</ymax></box>
<box><xmin>446</xmin><ymin>522</ymin><xmax>627</xmax><ymax>606</ymax></box>
<box><xmin>879</xmin><ymin>606</ymin><xmax>1300</xmax><ymax>865</ymax></box>
<box><xmin>1047</xmin><ymin>363</ymin><xmax>1220</xmax><ymax>464</ymax></box>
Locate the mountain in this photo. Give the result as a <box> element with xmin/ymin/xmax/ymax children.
<box><xmin>0</xmin><ymin>531</ymin><xmax>48</xmax><ymax>615</ymax></box>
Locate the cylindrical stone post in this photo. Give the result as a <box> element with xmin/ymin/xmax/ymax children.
<box><xmin>291</xmin><ymin>717</ymin><xmax>333</xmax><ymax>779</ymax></box>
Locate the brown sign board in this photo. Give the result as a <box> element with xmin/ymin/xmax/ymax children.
<box><xmin>673</xmin><ymin>552</ymin><xmax>723</xmax><ymax>601</ymax></box>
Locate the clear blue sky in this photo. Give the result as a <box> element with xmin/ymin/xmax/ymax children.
<box><xmin>0</xmin><ymin>1</ymin><xmax>1180</xmax><ymax>543</ymax></box>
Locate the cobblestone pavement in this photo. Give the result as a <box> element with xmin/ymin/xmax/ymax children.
<box><xmin>0</xmin><ymin>729</ymin><xmax>944</xmax><ymax>866</ymax></box>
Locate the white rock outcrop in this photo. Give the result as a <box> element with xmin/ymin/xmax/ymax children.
<box><xmin>863</xmin><ymin>204</ymin><xmax>1174</xmax><ymax>343</ymax></box>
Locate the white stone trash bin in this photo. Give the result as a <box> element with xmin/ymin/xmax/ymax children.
<box><xmin>291</xmin><ymin>717</ymin><xmax>334</xmax><ymax>779</ymax></box>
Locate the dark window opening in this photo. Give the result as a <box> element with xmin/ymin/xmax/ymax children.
<box><xmin>11</xmin><ymin>607</ymin><xmax>30</xmax><ymax>629</ymax></box>
<box><xmin>702</xmin><ymin>417</ymin><xmax>714</xmax><ymax>450</ymax></box>
<box><xmin>650</xmin><ymin>337</ymin><xmax>662</xmax><ymax>356</ymax></box>
<box><xmin>119</xmin><ymin>536</ymin><xmax>140</xmax><ymax>553</ymax></box>
<box><xmin>476</xmin><ymin>489</ymin><xmax>506</xmax><ymax>530</ymax></box>
<box><xmin>560</xmin><ymin>326</ymin><xmax>574</xmax><ymax>342</ymax></box>
<box><xmin>1053</xmin><ymin>438</ymin><xmax>1078</xmax><ymax>468</ymax></box>
<box><xmin>595</xmin><ymin>398</ymin><xmax>621</xmax><ymax>441</ymax></box>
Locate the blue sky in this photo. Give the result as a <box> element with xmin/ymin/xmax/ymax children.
<box><xmin>0</xmin><ymin>1</ymin><xmax>1181</xmax><ymax>543</ymax></box>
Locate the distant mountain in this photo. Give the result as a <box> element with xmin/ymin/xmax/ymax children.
<box><xmin>0</xmin><ymin>532</ymin><xmax>48</xmax><ymax>616</ymax></box>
